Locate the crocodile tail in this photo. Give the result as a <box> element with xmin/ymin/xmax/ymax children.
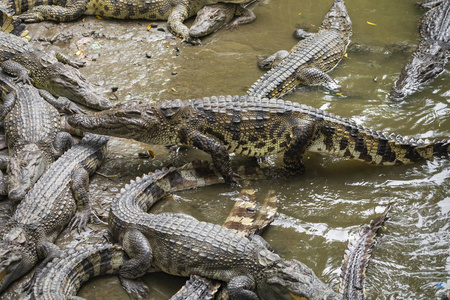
<box><xmin>340</xmin><ymin>206</ymin><xmax>390</xmax><ymax>299</ymax></box>
<box><xmin>0</xmin><ymin>11</ymin><xmax>27</xmax><ymax>37</ymax></box>
<box><xmin>308</xmin><ymin>111</ymin><xmax>449</xmax><ymax>165</ymax></box>
<box><xmin>33</xmin><ymin>244</ymin><xmax>126</xmax><ymax>300</ymax></box>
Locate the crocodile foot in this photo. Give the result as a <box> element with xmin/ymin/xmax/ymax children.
<box><xmin>68</xmin><ymin>210</ymin><xmax>91</xmax><ymax>233</ymax></box>
<box><xmin>18</xmin><ymin>11</ymin><xmax>44</xmax><ymax>23</ymax></box>
<box><xmin>119</xmin><ymin>277</ymin><xmax>150</xmax><ymax>300</ymax></box>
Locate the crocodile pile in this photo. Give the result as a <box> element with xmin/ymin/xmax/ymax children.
<box><xmin>0</xmin><ymin>69</ymin><xmax>74</xmax><ymax>202</ymax></box>
<box><xmin>9</xmin><ymin>0</ymin><xmax>250</xmax><ymax>44</ymax></box>
<box><xmin>0</xmin><ymin>133</ymin><xmax>109</xmax><ymax>293</ymax></box>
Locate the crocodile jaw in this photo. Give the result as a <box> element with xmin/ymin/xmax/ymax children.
<box><xmin>0</xmin><ymin>240</ymin><xmax>35</xmax><ymax>293</ymax></box>
<box><xmin>45</xmin><ymin>63</ymin><xmax>111</xmax><ymax>110</ymax></box>
<box><xmin>391</xmin><ymin>41</ymin><xmax>446</xmax><ymax>100</ymax></box>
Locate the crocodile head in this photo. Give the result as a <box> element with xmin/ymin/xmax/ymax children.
<box><xmin>8</xmin><ymin>144</ymin><xmax>46</xmax><ymax>202</ymax></box>
<box><xmin>190</xmin><ymin>4</ymin><xmax>232</xmax><ymax>38</ymax></box>
<box><xmin>258</xmin><ymin>259</ymin><xmax>341</xmax><ymax>300</ymax></box>
<box><xmin>320</xmin><ymin>0</ymin><xmax>352</xmax><ymax>38</ymax></box>
<box><xmin>67</xmin><ymin>102</ymin><xmax>160</xmax><ymax>142</ymax></box>
<box><xmin>40</xmin><ymin>62</ymin><xmax>111</xmax><ymax>110</ymax></box>
<box><xmin>0</xmin><ymin>228</ymin><xmax>37</xmax><ymax>293</ymax></box>
<box><xmin>390</xmin><ymin>40</ymin><xmax>447</xmax><ymax>100</ymax></box>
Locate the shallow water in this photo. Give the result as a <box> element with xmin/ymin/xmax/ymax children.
<box><xmin>1</xmin><ymin>0</ymin><xmax>449</xmax><ymax>299</ymax></box>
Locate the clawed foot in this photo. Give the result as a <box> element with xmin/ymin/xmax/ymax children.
<box><xmin>184</xmin><ymin>35</ymin><xmax>202</xmax><ymax>46</ymax></box>
<box><xmin>13</xmin><ymin>73</ymin><xmax>32</xmax><ymax>85</ymax></box>
<box><xmin>68</xmin><ymin>210</ymin><xmax>91</xmax><ymax>233</ymax></box>
<box><xmin>225</xmin><ymin>23</ymin><xmax>240</xmax><ymax>31</ymax></box>
<box><xmin>225</xmin><ymin>172</ymin><xmax>242</xmax><ymax>187</ymax></box>
<box><xmin>58</xmin><ymin>97</ymin><xmax>87</xmax><ymax>115</ymax></box>
<box><xmin>119</xmin><ymin>277</ymin><xmax>150</xmax><ymax>300</ymax></box>
<box><xmin>18</xmin><ymin>12</ymin><xmax>44</xmax><ymax>23</ymax></box>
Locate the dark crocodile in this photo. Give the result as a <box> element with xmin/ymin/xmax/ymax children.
<box><xmin>0</xmin><ymin>30</ymin><xmax>111</xmax><ymax>110</ymax></box>
<box><xmin>31</xmin><ymin>162</ymin><xmax>274</xmax><ymax>300</ymax></box>
<box><xmin>340</xmin><ymin>206</ymin><xmax>390</xmax><ymax>300</ymax></box>
<box><xmin>12</xmin><ymin>0</ymin><xmax>248</xmax><ymax>45</ymax></box>
<box><xmin>0</xmin><ymin>133</ymin><xmax>109</xmax><ymax>293</ymax></box>
<box><xmin>189</xmin><ymin>3</ymin><xmax>256</xmax><ymax>38</ymax></box>
<box><xmin>0</xmin><ymin>69</ymin><xmax>75</xmax><ymax>202</ymax></box>
<box><xmin>68</xmin><ymin>95</ymin><xmax>450</xmax><ymax>185</ymax></box>
<box><xmin>390</xmin><ymin>0</ymin><xmax>450</xmax><ymax>100</ymax></box>
<box><xmin>247</xmin><ymin>0</ymin><xmax>352</xmax><ymax>98</ymax></box>
<box><xmin>107</xmin><ymin>166</ymin><xmax>339</xmax><ymax>300</ymax></box>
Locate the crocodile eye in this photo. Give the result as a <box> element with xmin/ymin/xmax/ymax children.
<box><xmin>21</xmin><ymin>162</ymin><xmax>28</xmax><ymax>167</ymax></box>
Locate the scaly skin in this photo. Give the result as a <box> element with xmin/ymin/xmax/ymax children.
<box><xmin>0</xmin><ymin>133</ymin><xmax>109</xmax><ymax>294</ymax></box>
<box><xmin>0</xmin><ymin>70</ymin><xmax>74</xmax><ymax>202</ymax></box>
<box><xmin>108</xmin><ymin>167</ymin><xmax>340</xmax><ymax>300</ymax></box>
<box><xmin>32</xmin><ymin>243</ymin><xmax>127</xmax><ymax>300</ymax></box>
<box><xmin>247</xmin><ymin>0</ymin><xmax>352</xmax><ymax>98</ymax></box>
<box><xmin>172</xmin><ymin>183</ymin><xmax>278</xmax><ymax>300</ymax></box>
<box><xmin>68</xmin><ymin>95</ymin><xmax>450</xmax><ymax>185</ymax></box>
<box><xmin>0</xmin><ymin>31</ymin><xmax>111</xmax><ymax>110</ymax></box>
<box><xmin>14</xmin><ymin>0</ymin><xmax>248</xmax><ymax>44</ymax></box>
<box><xmin>31</xmin><ymin>162</ymin><xmax>276</xmax><ymax>300</ymax></box>
<box><xmin>390</xmin><ymin>0</ymin><xmax>449</xmax><ymax>99</ymax></box>
<box><xmin>340</xmin><ymin>206</ymin><xmax>390</xmax><ymax>300</ymax></box>
<box><xmin>189</xmin><ymin>3</ymin><xmax>256</xmax><ymax>38</ymax></box>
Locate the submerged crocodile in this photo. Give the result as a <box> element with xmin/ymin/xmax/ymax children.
<box><xmin>0</xmin><ymin>31</ymin><xmax>111</xmax><ymax>110</ymax></box>
<box><xmin>189</xmin><ymin>3</ymin><xmax>256</xmax><ymax>38</ymax></box>
<box><xmin>106</xmin><ymin>166</ymin><xmax>339</xmax><ymax>300</ymax></box>
<box><xmin>68</xmin><ymin>95</ymin><xmax>450</xmax><ymax>185</ymax></box>
<box><xmin>0</xmin><ymin>70</ymin><xmax>75</xmax><ymax>202</ymax></box>
<box><xmin>390</xmin><ymin>0</ymin><xmax>450</xmax><ymax>100</ymax></box>
<box><xmin>13</xmin><ymin>0</ymin><xmax>248</xmax><ymax>45</ymax></box>
<box><xmin>31</xmin><ymin>163</ymin><xmax>277</xmax><ymax>300</ymax></box>
<box><xmin>247</xmin><ymin>0</ymin><xmax>352</xmax><ymax>98</ymax></box>
<box><xmin>0</xmin><ymin>133</ymin><xmax>109</xmax><ymax>293</ymax></box>
<box><xmin>340</xmin><ymin>206</ymin><xmax>390</xmax><ymax>300</ymax></box>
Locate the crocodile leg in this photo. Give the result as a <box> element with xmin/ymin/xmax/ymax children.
<box><xmin>52</xmin><ymin>132</ymin><xmax>74</xmax><ymax>158</ymax></box>
<box><xmin>68</xmin><ymin>166</ymin><xmax>93</xmax><ymax>233</ymax></box>
<box><xmin>178</xmin><ymin>127</ymin><xmax>240</xmax><ymax>185</ymax></box>
<box><xmin>0</xmin><ymin>169</ymin><xmax>8</xmax><ymax>196</ymax></box>
<box><xmin>228</xmin><ymin>275</ymin><xmax>258</xmax><ymax>300</ymax></box>
<box><xmin>168</xmin><ymin>4</ymin><xmax>201</xmax><ymax>45</ymax></box>
<box><xmin>226</xmin><ymin>6</ymin><xmax>256</xmax><ymax>30</ymax></box>
<box><xmin>1</xmin><ymin>60</ymin><xmax>31</xmax><ymax>84</ymax></box>
<box><xmin>18</xmin><ymin>0</ymin><xmax>89</xmax><ymax>22</ymax></box>
<box><xmin>39</xmin><ymin>89</ymin><xmax>87</xmax><ymax>115</ymax></box>
<box><xmin>296</xmin><ymin>67</ymin><xmax>341</xmax><ymax>92</ymax></box>
<box><xmin>119</xmin><ymin>229</ymin><xmax>152</xmax><ymax>299</ymax></box>
<box><xmin>283</xmin><ymin>122</ymin><xmax>317</xmax><ymax>174</ymax></box>
<box><xmin>257</xmin><ymin>50</ymin><xmax>290</xmax><ymax>70</ymax></box>
<box><xmin>0</xmin><ymin>91</ymin><xmax>16</xmax><ymax>121</ymax></box>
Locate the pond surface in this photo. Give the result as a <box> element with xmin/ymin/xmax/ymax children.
<box><xmin>1</xmin><ymin>0</ymin><xmax>449</xmax><ymax>299</ymax></box>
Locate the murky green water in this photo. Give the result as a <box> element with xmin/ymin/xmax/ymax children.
<box><xmin>1</xmin><ymin>0</ymin><xmax>449</xmax><ymax>299</ymax></box>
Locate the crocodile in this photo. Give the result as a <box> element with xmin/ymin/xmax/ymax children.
<box><xmin>340</xmin><ymin>206</ymin><xmax>390</xmax><ymax>300</ymax></box>
<box><xmin>67</xmin><ymin>95</ymin><xmax>450</xmax><ymax>185</ymax></box>
<box><xmin>390</xmin><ymin>0</ymin><xmax>449</xmax><ymax>100</ymax></box>
<box><xmin>173</xmin><ymin>184</ymin><xmax>277</xmax><ymax>300</ymax></box>
<box><xmin>0</xmin><ymin>30</ymin><xmax>111</xmax><ymax>110</ymax></box>
<box><xmin>107</xmin><ymin>166</ymin><xmax>339</xmax><ymax>300</ymax></box>
<box><xmin>0</xmin><ymin>133</ymin><xmax>109</xmax><ymax>293</ymax></box>
<box><xmin>247</xmin><ymin>0</ymin><xmax>352</xmax><ymax>98</ymax></box>
<box><xmin>0</xmin><ymin>69</ymin><xmax>75</xmax><ymax>202</ymax></box>
<box><xmin>31</xmin><ymin>163</ymin><xmax>276</xmax><ymax>300</ymax></box>
<box><xmin>189</xmin><ymin>2</ymin><xmax>256</xmax><ymax>38</ymax></box>
<box><xmin>13</xmin><ymin>0</ymin><xmax>249</xmax><ymax>45</ymax></box>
